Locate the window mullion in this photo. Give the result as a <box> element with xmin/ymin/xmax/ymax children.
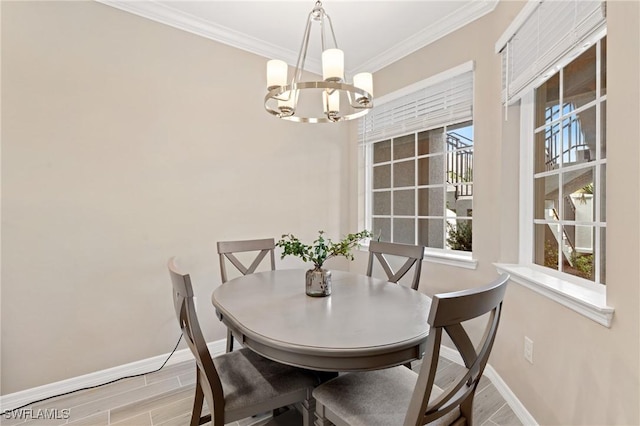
<box><xmin>414</xmin><ymin>132</ymin><xmax>418</xmax><ymax>245</ymax></box>
<box><xmin>594</xmin><ymin>37</ymin><xmax>602</xmax><ymax>284</ymax></box>
<box><xmin>557</xmin><ymin>67</ymin><xmax>565</xmax><ymax>273</ymax></box>
<box><xmin>520</xmin><ymin>92</ymin><xmax>535</xmax><ymax>263</ymax></box>
<box><xmin>364</xmin><ymin>144</ymin><xmax>372</xmax><ymax>233</ymax></box>
<box><xmin>390</xmin><ymin>138</ymin><xmax>394</xmax><ymax>242</ymax></box>
<box><xmin>442</xmin><ymin>127</ymin><xmax>446</xmax><ymax>250</ymax></box>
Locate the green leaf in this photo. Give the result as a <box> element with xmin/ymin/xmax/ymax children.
<box><xmin>276</xmin><ymin>230</ymin><xmax>372</xmax><ymax>268</ymax></box>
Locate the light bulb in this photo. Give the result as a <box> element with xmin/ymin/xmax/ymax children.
<box><xmin>353</xmin><ymin>72</ymin><xmax>373</xmax><ymax>105</ymax></box>
<box><xmin>322</xmin><ymin>49</ymin><xmax>344</xmax><ymax>82</ymax></box>
<box><xmin>267</xmin><ymin>59</ymin><xmax>288</xmax><ymax>90</ymax></box>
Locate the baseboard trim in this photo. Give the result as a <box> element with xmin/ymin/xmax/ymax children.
<box><xmin>482</xmin><ymin>364</ymin><xmax>538</xmax><ymax>426</ymax></box>
<box><xmin>3</xmin><ymin>340</ymin><xmax>537</xmax><ymax>426</ymax></box>
<box><xmin>439</xmin><ymin>346</ymin><xmax>538</xmax><ymax>426</ymax></box>
<box><xmin>0</xmin><ymin>338</ymin><xmax>226</xmax><ymax>412</ymax></box>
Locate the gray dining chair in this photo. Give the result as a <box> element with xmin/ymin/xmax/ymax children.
<box><xmin>217</xmin><ymin>238</ymin><xmax>276</xmax><ymax>352</ymax></box>
<box><xmin>313</xmin><ymin>273</ymin><xmax>510</xmax><ymax>426</ymax></box>
<box><xmin>168</xmin><ymin>257</ymin><xmax>319</xmax><ymax>426</ymax></box>
<box><xmin>366</xmin><ymin>241</ymin><xmax>425</xmax><ymax>290</ymax></box>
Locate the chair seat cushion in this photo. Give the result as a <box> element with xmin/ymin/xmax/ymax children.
<box><xmin>313</xmin><ymin>366</ymin><xmax>460</xmax><ymax>426</ymax></box>
<box><xmin>215</xmin><ymin>348</ymin><xmax>318</xmax><ymax>415</ymax></box>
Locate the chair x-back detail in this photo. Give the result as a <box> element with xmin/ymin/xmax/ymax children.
<box><xmin>312</xmin><ymin>273</ymin><xmax>510</xmax><ymax>426</ymax></box>
<box><xmin>217</xmin><ymin>238</ymin><xmax>276</xmax><ymax>283</ymax></box>
<box><xmin>367</xmin><ymin>241</ymin><xmax>425</xmax><ymax>290</ymax></box>
<box><xmin>168</xmin><ymin>258</ymin><xmax>319</xmax><ymax>426</ymax></box>
<box><xmin>217</xmin><ymin>238</ymin><xmax>276</xmax><ymax>352</ymax></box>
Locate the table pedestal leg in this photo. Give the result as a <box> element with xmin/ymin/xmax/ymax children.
<box><xmin>301</xmin><ymin>397</ymin><xmax>315</xmax><ymax>426</ymax></box>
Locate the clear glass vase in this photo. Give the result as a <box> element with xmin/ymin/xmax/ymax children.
<box><xmin>305</xmin><ymin>267</ymin><xmax>332</xmax><ymax>297</ymax></box>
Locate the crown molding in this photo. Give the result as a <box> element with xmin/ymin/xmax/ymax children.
<box><xmin>96</xmin><ymin>0</ymin><xmax>322</xmax><ymax>74</ymax></box>
<box><xmin>352</xmin><ymin>0</ymin><xmax>498</xmax><ymax>74</ymax></box>
<box><xmin>97</xmin><ymin>0</ymin><xmax>497</xmax><ymax>76</ymax></box>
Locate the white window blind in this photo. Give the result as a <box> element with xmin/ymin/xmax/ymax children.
<box><xmin>359</xmin><ymin>66</ymin><xmax>473</xmax><ymax>144</ymax></box>
<box><xmin>498</xmin><ymin>0</ymin><xmax>606</xmax><ymax>104</ymax></box>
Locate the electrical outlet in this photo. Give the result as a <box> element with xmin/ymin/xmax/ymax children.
<box><xmin>524</xmin><ymin>336</ymin><xmax>534</xmax><ymax>364</ymax></box>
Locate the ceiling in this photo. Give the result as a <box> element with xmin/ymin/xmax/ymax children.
<box><xmin>99</xmin><ymin>0</ymin><xmax>498</xmax><ymax>75</ymax></box>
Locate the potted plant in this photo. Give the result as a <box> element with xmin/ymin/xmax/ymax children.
<box><xmin>276</xmin><ymin>230</ymin><xmax>371</xmax><ymax>297</ymax></box>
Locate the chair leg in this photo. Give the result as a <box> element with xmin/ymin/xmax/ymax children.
<box><xmin>190</xmin><ymin>373</ymin><xmax>205</xmax><ymax>426</ymax></box>
<box><xmin>314</xmin><ymin>401</ymin><xmax>332</xmax><ymax>426</ymax></box>
<box><xmin>459</xmin><ymin>390</ymin><xmax>475</xmax><ymax>425</ymax></box>
<box><xmin>226</xmin><ymin>328</ymin><xmax>234</xmax><ymax>353</ymax></box>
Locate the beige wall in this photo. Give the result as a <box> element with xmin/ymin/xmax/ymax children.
<box><xmin>1</xmin><ymin>1</ymin><xmax>352</xmax><ymax>393</ymax></box>
<box><xmin>353</xmin><ymin>1</ymin><xmax>640</xmax><ymax>424</ymax></box>
<box><xmin>2</xmin><ymin>1</ymin><xmax>639</xmax><ymax>424</ymax></box>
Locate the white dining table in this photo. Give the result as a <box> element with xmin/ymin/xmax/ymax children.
<box><xmin>211</xmin><ymin>268</ymin><xmax>432</xmax><ymax>372</ymax></box>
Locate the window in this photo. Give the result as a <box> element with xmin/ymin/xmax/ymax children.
<box><xmin>495</xmin><ymin>1</ymin><xmax>612</xmax><ymax>326</ymax></box>
<box><xmin>532</xmin><ymin>38</ymin><xmax>606</xmax><ymax>284</ymax></box>
<box><xmin>361</xmin><ymin>64</ymin><xmax>474</xmax><ymax>259</ymax></box>
<box><xmin>370</xmin><ymin>123</ymin><xmax>473</xmax><ymax>251</ymax></box>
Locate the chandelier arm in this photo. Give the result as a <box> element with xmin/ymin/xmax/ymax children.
<box><xmin>281</xmin><ymin>109</ymin><xmax>369</xmax><ymax>123</ymax></box>
<box><xmin>293</xmin><ymin>11</ymin><xmax>315</xmax><ymax>86</ymax></box>
<box><xmin>265</xmin><ymin>81</ymin><xmax>372</xmax><ymax>122</ymax></box>
<box><xmin>320</xmin><ymin>9</ymin><xmax>326</xmax><ymax>52</ymax></box>
<box><xmin>324</xmin><ymin>13</ymin><xmax>339</xmax><ymax>49</ymax></box>
<box><xmin>347</xmin><ymin>93</ymin><xmax>373</xmax><ymax>109</ymax></box>
<box><xmin>346</xmin><ymin>90</ymin><xmax>354</xmax><ymax>107</ymax></box>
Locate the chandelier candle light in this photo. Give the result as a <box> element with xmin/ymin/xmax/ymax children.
<box><xmin>265</xmin><ymin>1</ymin><xmax>374</xmax><ymax>123</ymax></box>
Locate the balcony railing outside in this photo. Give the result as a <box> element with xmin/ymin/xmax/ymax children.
<box><xmin>446</xmin><ymin>131</ymin><xmax>473</xmax><ymax>199</ymax></box>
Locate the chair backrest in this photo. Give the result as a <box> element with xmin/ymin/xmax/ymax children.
<box><xmin>366</xmin><ymin>241</ymin><xmax>425</xmax><ymax>290</ymax></box>
<box><xmin>404</xmin><ymin>273</ymin><xmax>510</xmax><ymax>426</ymax></box>
<box><xmin>217</xmin><ymin>238</ymin><xmax>276</xmax><ymax>283</ymax></box>
<box><xmin>168</xmin><ymin>258</ymin><xmax>225</xmax><ymax>425</ymax></box>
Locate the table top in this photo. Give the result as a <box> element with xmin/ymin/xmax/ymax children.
<box><xmin>211</xmin><ymin>269</ymin><xmax>432</xmax><ymax>371</ymax></box>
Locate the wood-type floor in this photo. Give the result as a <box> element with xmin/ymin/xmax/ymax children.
<box><xmin>1</xmin><ymin>356</ymin><xmax>522</xmax><ymax>426</ymax></box>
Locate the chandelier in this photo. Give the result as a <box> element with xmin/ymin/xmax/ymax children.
<box><xmin>264</xmin><ymin>1</ymin><xmax>373</xmax><ymax>123</ymax></box>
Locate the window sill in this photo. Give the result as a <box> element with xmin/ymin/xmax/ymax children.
<box><xmin>423</xmin><ymin>249</ymin><xmax>477</xmax><ymax>270</ymax></box>
<box><xmin>358</xmin><ymin>244</ymin><xmax>477</xmax><ymax>270</ymax></box>
<box><xmin>494</xmin><ymin>263</ymin><xmax>614</xmax><ymax>327</ymax></box>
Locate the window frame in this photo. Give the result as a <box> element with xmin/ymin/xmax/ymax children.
<box><xmin>531</xmin><ymin>43</ymin><xmax>606</xmax><ymax>285</ymax></box>
<box><xmin>496</xmin><ymin>33</ymin><xmax>614</xmax><ymax>327</ymax></box>
<box><xmin>360</xmin><ymin>64</ymin><xmax>478</xmax><ymax>270</ymax></box>
<box><xmin>367</xmin><ymin>123</ymin><xmax>474</xmax><ymax>249</ymax></box>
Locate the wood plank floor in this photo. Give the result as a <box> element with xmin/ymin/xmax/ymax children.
<box><xmin>1</xmin><ymin>357</ymin><xmax>522</xmax><ymax>426</ymax></box>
